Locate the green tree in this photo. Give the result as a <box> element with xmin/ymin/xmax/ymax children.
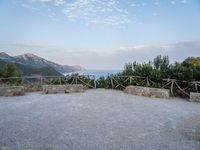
<box><xmin>2</xmin><ymin>61</ymin><xmax>21</xmax><ymax>84</ymax></box>
<box><xmin>169</xmin><ymin>62</ymin><xmax>193</xmax><ymax>81</ymax></box>
<box><xmin>182</xmin><ymin>57</ymin><xmax>200</xmax><ymax>67</ymax></box>
<box><xmin>96</xmin><ymin>76</ymin><xmax>111</xmax><ymax>88</ymax></box>
<box><xmin>0</xmin><ymin>69</ymin><xmax>3</xmax><ymax>78</ymax></box>
<box><xmin>3</xmin><ymin>61</ymin><xmax>19</xmax><ymax>78</ymax></box>
<box><xmin>153</xmin><ymin>55</ymin><xmax>170</xmax><ymax>79</ymax></box>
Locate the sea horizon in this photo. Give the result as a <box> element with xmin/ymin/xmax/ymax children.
<box><xmin>64</xmin><ymin>69</ymin><xmax>122</xmax><ymax>79</ymax></box>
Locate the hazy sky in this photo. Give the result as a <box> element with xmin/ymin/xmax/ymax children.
<box><xmin>0</xmin><ymin>0</ymin><xmax>200</xmax><ymax>69</ymax></box>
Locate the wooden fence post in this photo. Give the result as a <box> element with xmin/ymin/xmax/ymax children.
<box><xmin>94</xmin><ymin>76</ymin><xmax>97</xmax><ymax>89</ymax></box>
<box><xmin>40</xmin><ymin>77</ymin><xmax>43</xmax><ymax>85</ymax></box>
<box><xmin>129</xmin><ymin>76</ymin><xmax>132</xmax><ymax>85</ymax></box>
<box><xmin>21</xmin><ymin>78</ymin><xmax>24</xmax><ymax>85</ymax></box>
<box><xmin>75</xmin><ymin>76</ymin><xmax>78</xmax><ymax>85</ymax></box>
<box><xmin>146</xmin><ymin>77</ymin><xmax>150</xmax><ymax>86</ymax></box>
<box><xmin>59</xmin><ymin>77</ymin><xmax>61</xmax><ymax>85</ymax></box>
<box><xmin>171</xmin><ymin>80</ymin><xmax>174</xmax><ymax>95</ymax></box>
<box><xmin>111</xmin><ymin>77</ymin><xmax>114</xmax><ymax>89</ymax></box>
<box><xmin>195</xmin><ymin>83</ymin><xmax>198</xmax><ymax>93</ymax></box>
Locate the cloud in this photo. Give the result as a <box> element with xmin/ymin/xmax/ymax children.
<box><xmin>154</xmin><ymin>0</ymin><xmax>160</xmax><ymax>6</ymax></box>
<box><xmin>29</xmin><ymin>0</ymin><xmax>52</xmax><ymax>2</ymax></box>
<box><xmin>170</xmin><ymin>1</ymin><xmax>176</xmax><ymax>5</ymax></box>
<box><xmin>152</xmin><ymin>0</ymin><xmax>188</xmax><ymax>6</ymax></box>
<box><xmin>29</xmin><ymin>0</ymin><xmax>66</xmax><ymax>6</ymax></box>
<box><xmin>129</xmin><ymin>2</ymin><xmax>147</xmax><ymax>7</ymax></box>
<box><xmin>26</xmin><ymin>0</ymin><xmax>133</xmax><ymax>27</ymax></box>
<box><xmin>68</xmin><ymin>40</ymin><xmax>200</xmax><ymax>69</ymax></box>
<box><xmin>60</xmin><ymin>40</ymin><xmax>200</xmax><ymax>69</ymax></box>
<box><xmin>181</xmin><ymin>0</ymin><xmax>187</xmax><ymax>4</ymax></box>
<box><xmin>26</xmin><ymin>0</ymin><xmax>134</xmax><ymax>26</ymax></box>
<box><xmin>21</xmin><ymin>3</ymin><xmax>39</xmax><ymax>11</ymax></box>
<box><xmin>8</xmin><ymin>42</ymin><xmax>48</xmax><ymax>49</ymax></box>
<box><xmin>24</xmin><ymin>0</ymin><xmax>190</xmax><ymax>26</ymax></box>
<box><xmin>61</xmin><ymin>0</ymin><xmax>132</xmax><ymax>26</ymax></box>
<box><xmin>114</xmin><ymin>40</ymin><xmax>200</xmax><ymax>65</ymax></box>
<box><xmin>54</xmin><ymin>0</ymin><xmax>66</xmax><ymax>6</ymax></box>
<box><xmin>3</xmin><ymin>40</ymin><xmax>200</xmax><ymax>69</ymax></box>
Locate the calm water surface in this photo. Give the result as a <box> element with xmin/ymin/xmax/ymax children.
<box><xmin>65</xmin><ymin>70</ymin><xmax>121</xmax><ymax>79</ymax></box>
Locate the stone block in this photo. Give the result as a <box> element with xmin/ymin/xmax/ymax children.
<box><xmin>190</xmin><ymin>92</ymin><xmax>200</xmax><ymax>102</ymax></box>
<box><xmin>43</xmin><ymin>84</ymin><xmax>85</xmax><ymax>94</ymax></box>
<box><xmin>124</xmin><ymin>86</ymin><xmax>170</xmax><ymax>99</ymax></box>
<box><xmin>0</xmin><ymin>86</ymin><xmax>25</xmax><ymax>96</ymax></box>
<box><xmin>24</xmin><ymin>85</ymin><xmax>42</xmax><ymax>92</ymax></box>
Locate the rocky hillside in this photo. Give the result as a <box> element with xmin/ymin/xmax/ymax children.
<box><xmin>0</xmin><ymin>52</ymin><xmax>84</xmax><ymax>73</ymax></box>
<box><xmin>0</xmin><ymin>59</ymin><xmax>62</xmax><ymax>76</ymax></box>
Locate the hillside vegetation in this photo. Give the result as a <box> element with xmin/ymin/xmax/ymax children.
<box><xmin>121</xmin><ymin>56</ymin><xmax>200</xmax><ymax>81</ymax></box>
<box><xmin>94</xmin><ymin>56</ymin><xmax>200</xmax><ymax>96</ymax></box>
<box><xmin>0</xmin><ymin>59</ymin><xmax>62</xmax><ymax>77</ymax></box>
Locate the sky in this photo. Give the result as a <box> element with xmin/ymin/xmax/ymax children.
<box><xmin>0</xmin><ymin>0</ymin><xmax>200</xmax><ymax>69</ymax></box>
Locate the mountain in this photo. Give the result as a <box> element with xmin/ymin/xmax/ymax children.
<box><xmin>0</xmin><ymin>52</ymin><xmax>13</xmax><ymax>60</ymax></box>
<box><xmin>72</xmin><ymin>65</ymin><xmax>85</xmax><ymax>71</ymax></box>
<box><xmin>0</xmin><ymin>52</ymin><xmax>84</xmax><ymax>73</ymax></box>
<box><xmin>0</xmin><ymin>59</ymin><xmax>62</xmax><ymax>76</ymax></box>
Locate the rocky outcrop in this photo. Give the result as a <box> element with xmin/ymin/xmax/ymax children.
<box><xmin>124</xmin><ymin>86</ymin><xmax>170</xmax><ymax>99</ymax></box>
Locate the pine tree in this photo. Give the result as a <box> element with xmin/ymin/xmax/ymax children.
<box><xmin>3</xmin><ymin>61</ymin><xmax>18</xmax><ymax>78</ymax></box>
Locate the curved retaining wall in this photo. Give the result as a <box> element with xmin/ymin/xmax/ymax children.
<box><xmin>0</xmin><ymin>86</ymin><xmax>25</xmax><ymax>96</ymax></box>
<box><xmin>43</xmin><ymin>84</ymin><xmax>85</xmax><ymax>94</ymax></box>
<box><xmin>124</xmin><ymin>86</ymin><xmax>170</xmax><ymax>99</ymax></box>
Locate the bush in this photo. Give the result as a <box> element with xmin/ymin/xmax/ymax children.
<box><xmin>96</xmin><ymin>76</ymin><xmax>111</xmax><ymax>88</ymax></box>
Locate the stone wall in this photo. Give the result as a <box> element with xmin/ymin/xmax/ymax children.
<box><xmin>24</xmin><ymin>85</ymin><xmax>42</xmax><ymax>92</ymax></box>
<box><xmin>124</xmin><ymin>86</ymin><xmax>170</xmax><ymax>99</ymax></box>
<box><xmin>43</xmin><ymin>84</ymin><xmax>85</xmax><ymax>94</ymax></box>
<box><xmin>190</xmin><ymin>92</ymin><xmax>200</xmax><ymax>102</ymax></box>
<box><xmin>0</xmin><ymin>86</ymin><xmax>25</xmax><ymax>96</ymax></box>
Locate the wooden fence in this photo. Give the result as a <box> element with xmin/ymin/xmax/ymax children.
<box><xmin>0</xmin><ymin>75</ymin><xmax>96</xmax><ymax>89</ymax></box>
<box><xmin>109</xmin><ymin>76</ymin><xmax>200</xmax><ymax>97</ymax></box>
<box><xmin>0</xmin><ymin>75</ymin><xmax>199</xmax><ymax>97</ymax></box>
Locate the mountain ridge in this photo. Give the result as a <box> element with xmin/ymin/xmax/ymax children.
<box><xmin>0</xmin><ymin>52</ymin><xmax>84</xmax><ymax>73</ymax></box>
<box><xmin>0</xmin><ymin>59</ymin><xmax>62</xmax><ymax>76</ymax></box>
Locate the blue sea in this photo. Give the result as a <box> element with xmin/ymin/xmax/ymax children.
<box><xmin>64</xmin><ymin>70</ymin><xmax>121</xmax><ymax>79</ymax></box>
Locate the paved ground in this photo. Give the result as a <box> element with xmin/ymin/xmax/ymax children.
<box><xmin>0</xmin><ymin>89</ymin><xmax>200</xmax><ymax>150</ymax></box>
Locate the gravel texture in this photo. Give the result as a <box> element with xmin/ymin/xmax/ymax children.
<box><xmin>0</xmin><ymin>89</ymin><xmax>200</xmax><ymax>150</ymax></box>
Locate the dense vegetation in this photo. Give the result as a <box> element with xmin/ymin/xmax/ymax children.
<box><xmin>64</xmin><ymin>57</ymin><xmax>200</xmax><ymax>97</ymax></box>
<box><xmin>0</xmin><ymin>61</ymin><xmax>21</xmax><ymax>83</ymax></box>
<box><xmin>97</xmin><ymin>56</ymin><xmax>200</xmax><ymax>82</ymax></box>
<box><xmin>0</xmin><ymin>61</ymin><xmax>20</xmax><ymax>78</ymax></box>
<box><xmin>183</xmin><ymin>57</ymin><xmax>200</xmax><ymax>66</ymax></box>
<box><xmin>121</xmin><ymin>55</ymin><xmax>200</xmax><ymax>81</ymax></box>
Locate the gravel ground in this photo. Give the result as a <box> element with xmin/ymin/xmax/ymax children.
<box><xmin>0</xmin><ymin>89</ymin><xmax>200</xmax><ymax>150</ymax></box>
